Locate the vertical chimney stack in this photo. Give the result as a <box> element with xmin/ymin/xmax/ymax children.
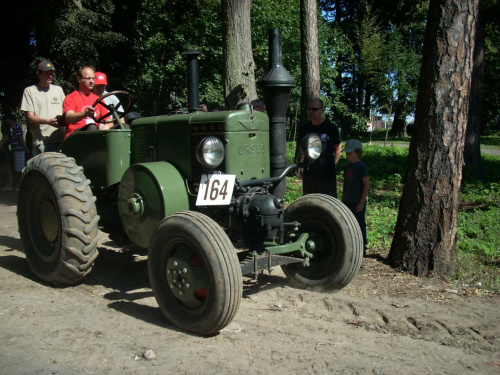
<box><xmin>182</xmin><ymin>49</ymin><xmax>202</xmax><ymax>112</ymax></box>
<box><xmin>257</xmin><ymin>28</ymin><xmax>296</xmax><ymax>198</ymax></box>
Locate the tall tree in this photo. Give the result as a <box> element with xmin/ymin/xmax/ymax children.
<box><xmin>389</xmin><ymin>0</ymin><xmax>480</xmax><ymax>276</ymax></box>
<box><xmin>300</xmin><ymin>0</ymin><xmax>321</xmax><ymax>125</ymax></box>
<box><xmin>320</xmin><ymin>0</ymin><xmax>427</xmax><ymax>136</ymax></box>
<box><xmin>222</xmin><ymin>0</ymin><xmax>257</xmax><ymax>109</ymax></box>
<box><xmin>463</xmin><ymin>0</ymin><xmax>488</xmax><ymax>179</ymax></box>
<box><xmin>481</xmin><ymin>2</ymin><xmax>500</xmax><ymax>131</ymax></box>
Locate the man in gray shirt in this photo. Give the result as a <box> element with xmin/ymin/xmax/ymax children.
<box><xmin>21</xmin><ymin>60</ymin><xmax>65</xmax><ymax>154</ymax></box>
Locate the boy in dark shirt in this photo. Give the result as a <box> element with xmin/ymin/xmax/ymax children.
<box><xmin>341</xmin><ymin>139</ymin><xmax>369</xmax><ymax>255</ymax></box>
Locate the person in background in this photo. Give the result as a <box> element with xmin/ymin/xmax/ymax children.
<box><xmin>341</xmin><ymin>139</ymin><xmax>370</xmax><ymax>255</ymax></box>
<box><xmin>92</xmin><ymin>71</ymin><xmax>125</xmax><ymax>125</ymax></box>
<box><xmin>63</xmin><ymin>66</ymin><xmax>109</xmax><ymax>137</ymax></box>
<box><xmin>0</xmin><ymin>119</ymin><xmax>14</xmax><ymax>190</ymax></box>
<box><xmin>296</xmin><ymin>98</ymin><xmax>341</xmax><ymax>198</ymax></box>
<box><xmin>4</xmin><ymin>114</ymin><xmax>28</xmax><ymax>190</ymax></box>
<box><xmin>200</xmin><ymin>104</ymin><xmax>209</xmax><ymax>112</ymax></box>
<box><xmin>20</xmin><ymin>60</ymin><xmax>65</xmax><ymax>154</ymax></box>
<box><xmin>251</xmin><ymin>99</ymin><xmax>266</xmax><ymax>112</ymax></box>
<box><xmin>367</xmin><ymin>120</ymin><xmax>373</xmax><ymax>145</ymax></box>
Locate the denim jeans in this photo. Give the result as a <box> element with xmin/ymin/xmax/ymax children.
<box><xmin>343</xmin><ymin>202</ymin><xmax>367</xmax><ymax>254</ymax></box>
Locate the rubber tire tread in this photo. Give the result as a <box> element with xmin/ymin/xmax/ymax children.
<box><xmin>281</xmin><ymin>194</ymin><xmax>363</xmax><ymax>290</ymax></box>
<box><xmin>18</xmin><ymin>152</ymin><xmax>99</xmax><ymax>285</ymax></box>
<box><xmin>148</xmin><ymin>211</ymin><xmax>242</xmax><ymax>336</ymax></box>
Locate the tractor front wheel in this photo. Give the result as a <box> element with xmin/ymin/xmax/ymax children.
<box><xmin>148</xmin><ymin>211</ymin><xmax>242</xmax><ymax>336</ymax></box>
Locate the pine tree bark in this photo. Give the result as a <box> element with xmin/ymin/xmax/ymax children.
<box><xmin>222</xmin><ymin>0</ymin><xmax>257</xmax><ymax>109</ymax></box>
<box><xmin>389</xmin><ymin>0</ymin><xmax>480</xmax><ymax>276</ymax></box>
<box><xmin>300</xmin><ymin>0</ymin><xmax>321</xmax><ymax>126</ymax></box>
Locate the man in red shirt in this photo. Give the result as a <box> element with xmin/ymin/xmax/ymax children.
<box><xmin>63</xmin><ymin>65</ymin><xmax>108</xmax><ymax>137</ymax></box>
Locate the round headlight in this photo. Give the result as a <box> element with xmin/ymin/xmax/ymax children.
<box><xmin>305</xmin><ymin>134</ymin><xmax>321</xmax><ymax>160</ymax></box>
<box><xmin>196</xmin><ymin>136</ymin><xmax>225</xmax><ymax>168</ymax></box>
<box><xmin>295</xmin><ymin>134</ymin><xmax>321</xmax><ymax>165</ymax></box>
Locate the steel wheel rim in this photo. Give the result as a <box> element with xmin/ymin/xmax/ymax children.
<box><xmin>26</xmin><ymin>179</ymin><xmax>61</xmax><ymax>262</ymax></box>
<box><xmin>292</xmin><ymin>214</ymin><xmax>337</xmax><ymax>277</ymax></box>
<box><xmin>161</xmin><ymin>239</ymin><xmax>210</xmax><ymax>314</ymax></box>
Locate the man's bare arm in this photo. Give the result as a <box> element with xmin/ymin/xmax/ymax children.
<box><xmin>25</xmin><ymin>111</ymin><xmax>59</xmax><ymax>128</ymax></box>
<box><xmin>333</xmin><ymin>143</ymin><xmax>341</xmax><ymax>164</ymax></box>
<box><xmin>64</xmin><ymin>107</ymin><xmax>96</xmax><ymax>124</ymax></box>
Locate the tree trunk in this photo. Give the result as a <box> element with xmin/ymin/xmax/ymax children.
<box><xmin>391</xmin><ymin>100</ymin><xmax>408</xmax><ymax>137</ymax></box>
<box><xmin>300</xmin><ymin>0</ymin><xmax>320</xmax><ymax>126</ymax></box>
<box><xmin>389</xmin><ymin>0</ymin><xmax>479</xmax><ymax>276</ymax></box>
<box><xmin>222</xmin><ymin>0</ymin><xmax>257</xmax><ymax>109</ymax></box>
<box><xmin>463</xmin><ymin>2</ymin><xmax>486</xmax><ymax>180</ymax></box>
<box><xmin>364</xmin><ymin>85</ymin><xmax>372</xmax><ymax>119</ymax></box>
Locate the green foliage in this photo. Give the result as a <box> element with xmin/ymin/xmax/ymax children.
<box><xmin>482</xmin><ymin>2</ymin><xmax>500</xmax><ymax>132</ymax></box>
<box><xmin>286</xmin><ymin>140</ymin><xmax>297</xmax><ymax>165</ymax></box>
<box><xmin>129</xmin><ymin>0</ymin><xmax>220</xmax><ymax>114</ymax></box>
<box><xmin>480</xmin><ymin>130</ymin><xmax>500</xmax><ymax>148</ymax></box>
<box><xmin>461</xmin><ymin>180</ymin><xmax>500</xmax><ymax>207</ymax></box>
<box><xmin>457</xmin><ymin>207</ymin><xmax>500</xmax><ymax>259</ymax></box>
<box><xmin>1</xmin><ymin>0</ymin><xmax>498</xmax><ymax>141</ymax></box>
<box><xmin>454</xmin><ymin>206</ymin><xmax>500</xmax><ymax>292</ymax></box>
<box><xmin>366</xmin><ymin>205</ymin><xmax>398</xmax><ymax>251</ymax></box>
<box><xmin>251</xmin><ymin>0</ymin><xmax>303</xmax><ymax>113</ymax></box>
<box><xmin>320</xmin><ymin>1</ymin><xmax>427</xmax><ymax>138</ymax></box>
<box><xmin>284</xmin><ymin>176</ymin><xmax>302</xmax><ymax>204</ymax></box>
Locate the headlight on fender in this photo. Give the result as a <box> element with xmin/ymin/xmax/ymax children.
<box><xmin>196</xmin><ymin>136</ymin><xmax>225</xmax><ymax>168</ymax></box>
<box><xmin>296</xmin><ymin>134</ymin><xmax>321</xmax><ymax>164</ymax></box>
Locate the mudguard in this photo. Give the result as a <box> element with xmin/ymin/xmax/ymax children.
<box><xmin>118</xmin><ymin>162</ymin><xmax>190</xmax><ymax>248</ymax></box>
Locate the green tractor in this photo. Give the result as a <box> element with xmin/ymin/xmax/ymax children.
<box><xmin>17</xmin><ymin>29</ymin><xmax>363</xmax><ymax>335</ymax></box>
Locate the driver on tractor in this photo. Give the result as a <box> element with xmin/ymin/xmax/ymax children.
<box><xmin>63</xmin><ymin>65</ymin><xmax>129</xmax><ymax>137</ymax></box>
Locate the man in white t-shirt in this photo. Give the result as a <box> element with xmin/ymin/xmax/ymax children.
<box><xmin>92</xmin><ymin>72</ymin><xmax>124</xmax><ymax>127</ymax></box>
<box><xmin>20</xmin><ymin>60</ymin><xmax>65</xmax><ymax>154</ymax></box>
<box><xmin>367</xmin><ymin>121</ymin><xmax>373</xmax><ymax>145</ymax></box>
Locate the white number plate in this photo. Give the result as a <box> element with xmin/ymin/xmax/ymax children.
<box><xmin>196</xmin><ymin>174</ymin><xmax>236</xmax><ymax>206</ymax></box>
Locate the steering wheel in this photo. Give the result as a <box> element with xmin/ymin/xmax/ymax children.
<box><xmin>92</xmin><ymin>91</ymin><xmax>133</xmax><ymax>129</ymax></box>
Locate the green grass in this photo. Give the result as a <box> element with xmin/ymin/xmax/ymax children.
<box><xmin>481</xmin><ymin>130</ymin><xmax>500</xmax><ymax>148</ymax></box>
<box><xmin>285</xmin><ymin>141</ymin><xmax>500</xmax><ymax>292</ymax></box>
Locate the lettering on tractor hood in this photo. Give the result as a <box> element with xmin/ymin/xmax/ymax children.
<box><xmin>238</xmin><ymin>143</ymin><xmax>265</xmax><ymax>155</ymax></box>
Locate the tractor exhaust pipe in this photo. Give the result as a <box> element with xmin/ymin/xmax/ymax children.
<box><xmin>182</xmin><ymin>49</ymin><xmax>202</xmax><ymax>112</ymax></box>
<box><xmin>258</xmin><ymin>28</ymin><xmax>296</xmax><ymax>199</ymax></box>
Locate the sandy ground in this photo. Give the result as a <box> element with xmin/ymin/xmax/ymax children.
<box><xmin>1</xmin><ymin>189</ymin><xmax>499</xmax><ymax>375</ymax></box>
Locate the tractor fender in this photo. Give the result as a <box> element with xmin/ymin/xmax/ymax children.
<box><xmin>118</xmin><ymin>162</ymin><xmax>189</xmax><ymax>248</ymax></box>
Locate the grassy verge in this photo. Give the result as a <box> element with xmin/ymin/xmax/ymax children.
<box><xmin>359</xmin><ymin>128</ymin><xmax>500</xmax><ymax>149</ymax></box>
<box><xmin>285</xmin><ymin>141</ymin><xmax>500</xmax><ymax>293</ymax></box>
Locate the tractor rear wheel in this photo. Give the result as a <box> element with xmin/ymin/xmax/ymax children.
<box><xmin>281</xmin><ymin>194</ymin><xmax>363</xmax><ymax>290</ymax></box>
<box><xmin>17</xmin><ymin>153</ymin><xmax>99</xmax><ymax>285</ymax></box>
<box><xmin>148</xmin><ymin>211</ymin><xmax>242</xmax><ymax>336</ymax></box>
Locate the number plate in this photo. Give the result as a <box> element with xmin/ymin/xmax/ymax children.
<box><xmin>196</xmin><ymin>174</ymin><xmax>236</xmax><ymax>206</ymax></box>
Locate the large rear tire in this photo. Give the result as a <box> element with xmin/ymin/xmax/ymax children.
<box><xmin>148</xmin><ymin>211</ymin><xmax>242</xmax><ymax>336</ymax></box>
<box><xmin>17</xmin><ymin>153</ymin><xmax>99</xmax><ymax>285</ymax></box>
<box><xmin>281</xmin><ymin>194</ymin><xmax>363</xmax><ymax>290</ymax></box>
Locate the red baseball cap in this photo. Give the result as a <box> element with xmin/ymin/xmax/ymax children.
<box><xmin>95</xmin><ymin>72</ymin><xmax>108</xmax><ymax>85</ymax></box>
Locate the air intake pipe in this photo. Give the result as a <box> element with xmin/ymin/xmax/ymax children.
<box><xmin>182</xmin><ymin>49</ymin><xmax>202</xmax><ymax>112</ymax></box>
<box><xmin>258</xmin><ymin>28</ymin><xmax>296</xmax><ymax>199</ymax></box>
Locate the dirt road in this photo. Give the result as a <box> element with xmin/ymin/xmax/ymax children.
<box><xmin>1</xmin><ymin>190</ymin><xmax>499</xmax><ymax>375</ymax></box>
